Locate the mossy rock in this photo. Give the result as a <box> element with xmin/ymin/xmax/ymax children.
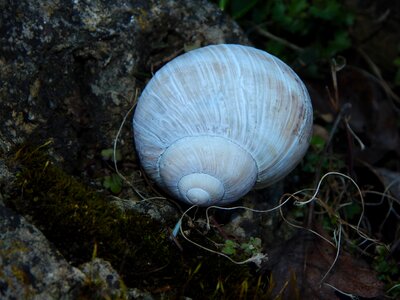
<box><xmin>5</xmin><ymin>142</ymin><xmax>273</xmax><ymax>299</ymax></box>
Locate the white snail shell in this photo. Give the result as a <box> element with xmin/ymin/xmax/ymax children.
<box><xmin>133</xmin><ymin>44</ymin><xmax>313</xmax><ymax>206</ymax></box>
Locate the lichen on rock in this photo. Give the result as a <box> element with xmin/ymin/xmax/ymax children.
<box><xmin>0</xmin><ymin>203</ymin><xmax>86</xmax><ymax>299</ymax></box>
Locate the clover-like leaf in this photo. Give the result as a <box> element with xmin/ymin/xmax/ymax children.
<box><xmin>221</xmin><ymin>239</ymin><xmax>238</xmax><ymax>255</ymax></box>
<box><xmin>103</xmin><ymin>173</ymin><xmax>123</xmax><ymax>194</ymax></box>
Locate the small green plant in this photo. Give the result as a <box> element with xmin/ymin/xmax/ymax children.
<box><xmin>241</xmin><ymin>237</ymin><xmax>262</xmax><ymax>256</ymax></box>
<box><xmin>221</xmin><ymin>237</ymin><xmax>262</xmax><ymax>258</ymax></box>
<box><xmin>373</xmin><ymin>245</ymin><xmax>399</xmax><ymax>281</ymax></box>
<box><xmin>212</xmin><ymin>277</ymin><xmax>226</xmax><ymax>297</ymax></box>
<box><xmin>103</xmin><ymin>173</ymin><xmax>123</xmax><ymax>194</ymax></box>
<box><xmin>302</xmin><ymin>134</ymin><xmax>345</xmax><ymax>174</ymax></box>
<box><xmin>302</xmin><ymin>135</ymin><xmax>327</xmax><ymax>173</ymax></box>
<box><xmin>372</xmin><ymin>245</ymin><xmax>400</xmax><ymax>298</ymax></box>
<box><xmin>101</xmin><ymin>148</ymin><xmax>122</xmax><ymax>162</ymax></box>
<box><xmin>221</xmin><ymin>239</ymin><xmax>238</xmax><ymax>255</ymax></box>
<box><xmin>101</xmin><ymin>148</ymin><xmax>123</xmax><ymax>193</ymax></box>
<box><xmin>212</xmin><ymin>0</ymin><xmax>354</xmax><ymax>76</ymax></box>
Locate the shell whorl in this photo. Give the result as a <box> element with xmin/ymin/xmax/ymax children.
<box><xmin>158</xmin><ymin>136</ymin><xmax>257</xmax><ymax>205</ymax></box>
<box><xmin>133</xmin><ymin>44</ymin><xmax>313</xmax><ymax>206</ymax></box>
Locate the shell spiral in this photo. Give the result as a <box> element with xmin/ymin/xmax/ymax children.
<box><xmin>133</xmin><ymin>44</ymin><xmax>313</xmax><ymax>206</ymax></box>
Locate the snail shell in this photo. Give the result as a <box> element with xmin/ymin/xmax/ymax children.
<box><xmin>133</xmin><ymin>44</ymin><xmax>313</xmax><ymax>206</ymax></box>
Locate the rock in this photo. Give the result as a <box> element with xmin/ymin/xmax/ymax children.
<box><xmin>0</xmin><ymin>159</ymin><xmax>13</xmax><ymax>206</ymax></box>
<box><xmin>0</xmin><ymin>203</ymin><xmax>157</xmax><ymax>299</ymax></box>
<box><xmin>79</xmin><ymin>257</ymin><xmax>158</xmax><ymax>299</ymax></box>
<box><xmin>0</xmin><ymin>203</ymin><xmax>86</xmax><ymax>299</ymax></box>
<box><xmin>0</xmin><ymin>0</ymin><xmax>247</xmax><ymax>178</ymax></box>
<box><xmin>79</xmin><ymin>258</ymin><xmax>129</xmax><ymax>299</ymax></box>
<box><xmin>112</xmin><ymin>197</ymin><xmax>180</xmax><ymax>224</ymax></box>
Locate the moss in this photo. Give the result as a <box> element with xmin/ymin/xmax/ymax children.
<box><xmin>8</xmin><ymin>143</ymin><xmax>173</xmax><ymax>283</ymax></box>
<box><xmin>77</xmin><ymin>272</ymin><xmax>128</xmax><ymax>300</ymax></box>
<box><xmin>7</xmin><ymin>142</ymin><xmax>273</xmax><ymax>298</ymax></box>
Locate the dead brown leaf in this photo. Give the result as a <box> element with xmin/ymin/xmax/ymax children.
<box><xmin>308</xmin><ymin>66</ymin><xmax>400</xmax><ymax>163</ymax></box>
<box><xmin>262</xmin><ymin>229</ymin><xmax>384</xmax><ymax>299</ymax></box>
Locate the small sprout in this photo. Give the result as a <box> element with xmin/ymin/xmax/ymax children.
<box><xmin>221</xmin><ymin>237</ymin><xmax>263</xmax><ymax>258</ymax></box>
<box><xmin>188</xmin><ymin>262</ymin><xmax>202</xmax><ymax>277</ymax></box>
<box><xmin>240</xmin><ymin>237</ymin><xmax>262</xmax><ymax>256</ymax></box>
<box><xmin>103</xmin><ymin>174</ymin><xmax>123</xmax><ymax>194</ymax></box>
<box><xmin>101</xmin><ymin>148</ymin><xmax>122</xmax><ymax>162</ymax></box>
<box><xmin>221</xmin><ymin>239</ymin><xmax>238</xmax><ymax>255</ymax></box>
<box><xmin>373</xmin><ymin>245</ymin><xmax>399</xmax><ymax>281</ymax></box>
<box><xmin>310</xmin><ymin>135</ymin><xmax>326</xmax><ymax>151</ymax></box>
<box><xmin>239</xmin><ymin>279</ymin><xmax>248</xmax><ymax>298</ymax></box>
<box><xmin>215</xmin><ymin>278</ymin><xmax>225</xmax><ymax>294</ymax></box>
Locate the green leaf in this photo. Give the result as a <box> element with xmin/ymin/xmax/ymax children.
<box><xmin>310</xmin><ymin>135</ymin><xmax>326</xmax><ymax>151</ymax></box>
<box><xmin>218</xmin><ymin>0</ymin><xmax>229</xmax><ymax>10</ymax></box>
<box><xmin>394</xmin><ymin>57</ymin><xmax>400</xmax><ymax>66</ymax></box>
<box><xmin>287</xmin><ymin>0</ymin><xmax>308</xmax><ymax>16</ymax></box>
<box><xmin>103</xmin><ymin>174</ymin><xmax>123</xmax><ymax>194</ymax></box>
<box><xmin>271</xmin><ymin>1</ymin><xmax>286</xmax><ymax>19</ymax></box>
<box><xmin>327</xmin><ymin>30</ymin><xmax>352</xmax><ymax>54</ymax></box>
<box><xmin>221</xmin><ymin>239</ymin><xmax>238</xmax><ymax>255</ymax></box>
<box><xmin>101</xmin><ymin>148</ymin><xmax>122</xmax><ymax>162</ymax></box>
<box><xmin>240</xmin><ymin>237</ymin><xmax>262</xmax><ymax>255</ymax></box>
<box><xmin>230</xmin><ymin>0</ymin><xmax>259</xmax><ymax>19</ymax></box>
<box><xmin>250</xmin><ymin>237</ymin><xmax>261</xmax><ymax>248</ymax></box>
<box><xmin>309</xmin><ymin>1</ymin><xmax>340</xmax><ymax>20</ymax></box>
<box><xmin>343</xmin><ymin>202</ymin><xmax>361</xmax><ymax>220</ymax></box>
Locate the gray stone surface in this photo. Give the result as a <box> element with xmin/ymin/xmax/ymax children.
<box><xmin>0</xmin><ymin>0</ymin><xmax>247</xmax><ymax>175</ymax></box>
<box><xmin>79</xmin><ymin>257</ymin><xmax>156</xmax><ymax>299</ymax></box>
<box><xmin>0</xmin><ymin>204</ymin><xmax>86</xmax><ymax>299</ymax></box>
<box><xmin>79</xmin><ymin>258</ymin><xmax>128</xmax><ymax>299</ymax></box>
